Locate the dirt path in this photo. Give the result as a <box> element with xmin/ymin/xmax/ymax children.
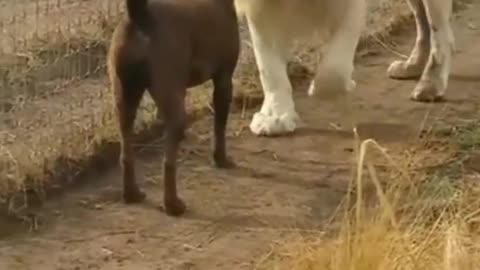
<box><xmin>1</xmin><ymin>3</ymin><xmax>479</xmax><ymax>270</ymax></box>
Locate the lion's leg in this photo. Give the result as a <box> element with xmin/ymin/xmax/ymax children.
<box><xmin>246</xmin><ymin>16</ymin><xmax>300</xmax><ymax>136</ymax></box>
<box><xmin>308</xmin><ymin>0</ymin><xmax>365</xmax><ymax>99</ymax></box>
<box><xmin>388</xmin><ymin>0</ymin><xmax>431</xmax><ymax>79</ymax></box>
<box><xmin>411</xmin><ymin>0</ymin><xmax>454</xmax><ymax>102</ymax></box>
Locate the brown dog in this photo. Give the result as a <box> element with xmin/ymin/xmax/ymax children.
<box><xmin>108</xmin><ymin>0</ymin><xmax>239</xmax><ymax>216</ymax></box>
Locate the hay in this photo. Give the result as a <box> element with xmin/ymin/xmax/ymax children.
<box><xmin>254</xmin><ymin>123</ymin><xmax>480</xmax><ymax>270</ymax></box>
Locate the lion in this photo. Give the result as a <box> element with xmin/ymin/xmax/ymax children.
<box><xmin>234</xmin><ymin>0</ymin><xmax>455</xmax><ymax>136</ymax></box>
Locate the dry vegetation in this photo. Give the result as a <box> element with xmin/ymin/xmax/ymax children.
<box><xmin>252</xmin><ymin>119</ymin><xmax>480</xmax><ymax>270</ymax></box>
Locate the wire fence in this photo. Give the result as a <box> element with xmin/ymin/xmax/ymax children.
<box><xmin>0</xmin><ymin>0</ymin><xmax>131</xmax><ymax>205</ymax></box>
<box><xmin>0</xmin><ymin>0</ymin><xmax>124</xmax><ymax>100</ymax></box>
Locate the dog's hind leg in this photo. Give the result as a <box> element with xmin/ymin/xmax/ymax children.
<box><xmin>112</xmin><ymin>73</ymin><xmax>147</xmax><ymax>204</ymax></box>
<box><xmin>148</xmin><ymin>76</ymin><xmax>187</xmax><ymax>216</ymax></box>
<box><xmin>212</xmin><ymin>72</ymin><xmax>236</xmax><ymax>169</ymax></box>
<box><xmin>388</xmin><ymin>0</ymin><xmax>432</xmax><ymax>80</ymax></box>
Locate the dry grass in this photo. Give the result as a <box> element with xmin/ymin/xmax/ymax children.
<box><xmin>254</xmin><ymin>121</ymin><xmax>480</xmax><ymax>270</ymax></box>
<box><xmin>0</xmin><ymin>0</ymin><xmax>466</xmax><ymax>216</ymax></box>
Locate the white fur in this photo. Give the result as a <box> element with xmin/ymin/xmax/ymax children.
<box><xmin>236</xmin><ymin>0</ymin><xmax>455</xmax><ymax>136</ymax></box>
<box><xmin>307</xmin><ymin>79</ymin><xmax>356</xmax><ymax>100</ymax></box>
<box><xmin>245</xmin><ymin>12</ymin><xmax>299</xmax><ymax>136</ymax></box>
<box><xmin>236</xmin><ymin>0</ymin><xmax>366</xmax><ymax>136</ymax></box>
<box><xmin>308</xmin><ymin>0</ymin><xmax>365</xmax><ymax>99</ymax></box>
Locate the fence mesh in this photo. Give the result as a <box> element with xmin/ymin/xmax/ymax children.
<box><xmin>0</xmin><ymin>0</ymin><xmax>135</xmax><ymax>205</ymax></box>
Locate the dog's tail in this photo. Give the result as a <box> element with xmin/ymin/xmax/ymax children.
<box><xmin>126</xmin><ymin>0</ymin><xmax>152</xmax><ymax>32</ymax></box>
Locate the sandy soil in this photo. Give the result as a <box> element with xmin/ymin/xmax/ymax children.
<box><xmin>0</xmin><ymin>1</ymin><xmax>479</xmax><ymax>270</ymax></box>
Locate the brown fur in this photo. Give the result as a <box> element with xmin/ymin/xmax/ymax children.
<box><xmin>108</xmin><ymin>0</ymin><xmax>240</xmax><ymax>216</ymax></box>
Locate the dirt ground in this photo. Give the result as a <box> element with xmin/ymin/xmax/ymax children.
<box><xmin>1</xmin><ymin>2</ymin><xmax>479</xmax><ymax>270</ymax></box>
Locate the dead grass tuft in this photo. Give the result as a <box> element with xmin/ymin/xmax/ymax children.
<box><xmin>254</xmin><ymin>120</ymin><xmax>480</xmax><ymax>270</ymax></box>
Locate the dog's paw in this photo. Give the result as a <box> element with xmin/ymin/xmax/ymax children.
<box><xmin>123</xmin><ymin>187</ymin><xmax>146</xmax><ymax>204</ymax></box>
<box><xmin>214</xmin><ymin>155</ymin><xmax>236</xmax><ymax>169</ymax></box>
<box><xmin>164</xmin><ymin>197</ymin><xmax>186</xmax><ymax>217</ymax></box>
